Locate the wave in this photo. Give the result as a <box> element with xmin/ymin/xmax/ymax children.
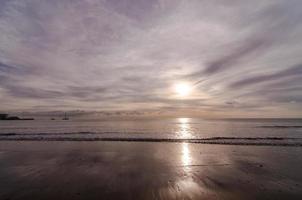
<box><xmin>0</xmin><ymin>131</ymin><xmax>107</xmax><ymax>136</ymax></box>
<box><xmin>257</xmin><ymin>125</ymin><xmax>302</xmax><ymax>128</ymax></box>
<box><xmin>0</xmin><ymin>133</ymin><xmax>301</xmax><ymax>146</ymax></box>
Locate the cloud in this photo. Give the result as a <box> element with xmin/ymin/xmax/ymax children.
<box><xmin>193</xmin><ymin>39</ymin><xmax>268</xmax><ymax>77</ymax></box>
<box><xmin>0</xmin><ymin>0</ymin><xmax>302</xmax><ymax>117</ymax></box>
<box><xmin>5</xmin><ymin>85</ymin><xmax>65</xmax><ymax>99</ymax></box>
<box><xmin>230</xmin><ymin>64</ymin><xmax>302</xmax><ymax>88</ymax></box>
<box><xmin>0</xmin><ymin>62</ymin><xmax>16</xmax><ymax>72</ymax></box>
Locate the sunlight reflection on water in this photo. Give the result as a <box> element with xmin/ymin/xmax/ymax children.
<box><xmin>178</xmin><ymin>118</ymin><xmax>192</xmax><ymax>171</ymax></box>
<box><xmin>177</xmin><ymin>118</ymin><xmax>191</xmax><ymax>139</ymax></box>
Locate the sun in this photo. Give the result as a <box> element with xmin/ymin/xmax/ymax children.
<box><xmin>174</xmin><ymin>82</ymin><xmax>192</xmax><ymax>97</ymax></box>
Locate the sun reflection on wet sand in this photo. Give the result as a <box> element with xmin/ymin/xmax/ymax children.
<box><xmin>182</xmin><ymin>143</ymin><xmax>191</xmax><ymax>168</ymax></box>
<box><xmin>178</xmin><ymin>118</ymin><xmax>192</xmax><ymax>171</ymax></box>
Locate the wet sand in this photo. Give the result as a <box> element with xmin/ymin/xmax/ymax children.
<box><xmin>0</xmin><ymin>141</ymin><xmax>301</xmax><ymax>200</ymax></box>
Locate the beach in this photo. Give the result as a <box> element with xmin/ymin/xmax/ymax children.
<box><xmin>0</xmin><ymin>141</ymin><xmax>301</xmax><ymax>200</ymax></box>
<box><xmin>1</xmin><ymin>0</ymin><xmax>302</xmax><ymax>199</ymax></box>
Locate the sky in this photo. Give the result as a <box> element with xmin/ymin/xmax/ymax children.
<box><xmin>0</xmin><ymin>0</ymin><xmax>302</xmax><ymax>118</ymax></box>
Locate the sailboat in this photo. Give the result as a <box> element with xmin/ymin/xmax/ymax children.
<box><xmin>62</xmin><ymin>112</ymin><xmax>69</xmax><ymax>120</ymax></box>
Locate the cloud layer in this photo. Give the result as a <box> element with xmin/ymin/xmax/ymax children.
<box><xmin>0</xmin><ymin>0</ymin><xmax>302</xmax><ymax>117</ymax></box>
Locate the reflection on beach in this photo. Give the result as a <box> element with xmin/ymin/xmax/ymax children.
<box><xmin>178</xmin><ymin>118</ymin><xmax>192</xmax><ymax>173</ymax></box>
<box><xmin>182</xmin><ymin>143</ymin><xmax>191</xmax><ymax>168</ymax></box>
<box><xmin>0</xmin><ymin>141</ymin><xmax>302</xmax><ymax>200</ymax></box>
<box><xmin>178</xmin><ymin>142</ymin><xmax>201</xmax><ymax>197</ymax></box>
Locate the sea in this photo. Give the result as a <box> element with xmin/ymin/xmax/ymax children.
<box><xmin>0</xmin><ymin>118</ymin><xmax>302</xmax><ymax>146</ymax></box>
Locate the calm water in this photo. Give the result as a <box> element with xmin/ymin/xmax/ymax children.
<box><xmin>0</xmin><ymin>118</ymin><xmax>302</xmax><ymax>145</ymax></box>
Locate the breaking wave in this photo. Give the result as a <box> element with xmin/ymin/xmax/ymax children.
<box><xmin>0</xmin><ymin>132</ymin><xmax>302</xmax><ymax>146</ymax></box>
<box><xmin>257</xmin><ymin>125</ymin><xmax>302</xmax><ymax>129</ymax></box>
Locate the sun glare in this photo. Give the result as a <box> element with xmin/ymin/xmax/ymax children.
<box><xmin>174</xmin><ymin>82</ymin><xmax>192</xmax><ymax>97</ymax></box>
<box><xmin>178</xmin><ymin>117</ymin><xmax>189</xmax><ymax>124</ymax></box>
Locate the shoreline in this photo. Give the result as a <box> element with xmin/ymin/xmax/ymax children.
<box><xmin>0</xmin><ymin>137</ymin><xmax>302</xmax><ymax>146</ymax></box>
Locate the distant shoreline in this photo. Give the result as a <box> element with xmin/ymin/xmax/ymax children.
<box><xmin>0</xmin><ymin>118</ymin><xmax>34</xmax><ymax>121</ymax></box>
<box><xmin>0</xmin><ymin>114</ymin><xmax>34</xmax><ymax>120</ymax></box>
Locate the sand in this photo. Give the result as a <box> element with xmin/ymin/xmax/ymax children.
<box><xmin>0</xmin><ymin>141</ymin><xmax>301</xmax><ymax>200</ymax></box>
